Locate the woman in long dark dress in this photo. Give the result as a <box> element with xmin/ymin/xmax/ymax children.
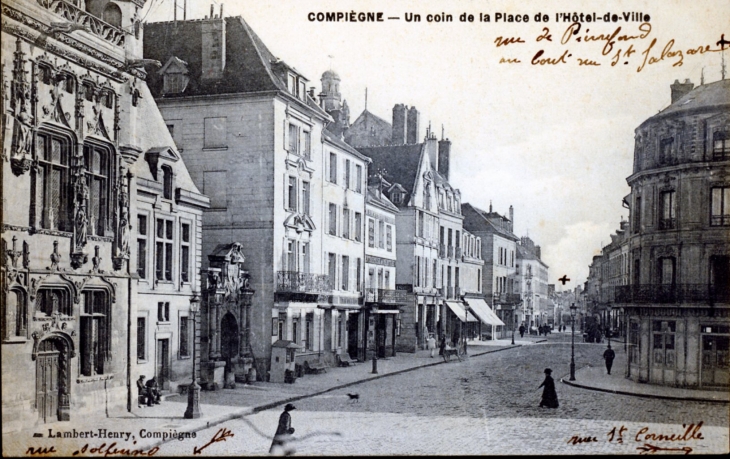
<box><xmin>538</xmin><ymin>368</ymin><xmax>559</xmax><ymax>408</ymax></box>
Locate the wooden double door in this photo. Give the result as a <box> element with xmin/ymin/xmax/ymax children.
<box><xmin>36</xmin><ymin>338</ymin><xmax>68</xmax><ymax>423</ymax></box>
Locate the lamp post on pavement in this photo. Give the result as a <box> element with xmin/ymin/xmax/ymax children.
<box><xmin>511</xmin><ymin>303</ymin><xmax>516</xmax><ymax>345</ymax></box>
<box><xmin>184</xmin><ymin>292</ymin><xmax>201</xmax><ymax>419</ymax></box>
<box><xmin>606</xmin><ymin>303</ymin><xmax>612</xmax><ymax>348</ymax></box>
<box><xmin>569</xmin><ymin>303</ymin><xmax>577</xmax><ymax>381</ymax></box>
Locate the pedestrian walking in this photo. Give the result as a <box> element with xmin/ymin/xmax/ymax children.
<box><xmin>269</xmin><ymin>403</ymin><xmax>296</xmax><ymax>455</ymax></box>
<box><xmin>537</xmin><ymin>368</ymin><xmax>559</xmax><ymax>408</ymax></box>
<box><xmin>519</xmin><ymin>324</ymin><xmax>525</xmax><ymax>338</ymax></box>
<box><xmin>427</xmin><ymin>334</ymin><xmax>437</xmax><ymax>358</ymax></box>
<box><xmin>438</xmin><ymin>334</ymin><xmax>446</xmax><ymax>356</ymax></box>
<box><xmin>603</xmin><ymin>343</ymin><xmax>616</xmax><ymax>375</ymax></box>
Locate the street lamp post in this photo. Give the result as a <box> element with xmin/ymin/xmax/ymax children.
<box><xmin>511</xmin><ymin>304</ymin><xmax>516</xmax><ymax>345</ymax></box>
<box><xmin>184</xmin><ymin>292</ymin><xmax>202</xmax><ymax>419</ymax></box>
<box><xmin>569</xmin><ymin>303</ymin><xmax>577</xmax><ymax>381</ymax></box>
<box><xmin>606</xmin><ymin>303</ymin><xmax>612</xmax><ymax>349</ymax></box>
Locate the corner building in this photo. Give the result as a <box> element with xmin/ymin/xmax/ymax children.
<box><xmin>620</xmin><ymin>79</ymin><xmax>729</xmax><ymax>388</ymax></box>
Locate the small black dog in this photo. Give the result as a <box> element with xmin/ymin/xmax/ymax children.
<box><xmin>347</xmin><ymin>393</ymin><xmax>360</xmax><ymax>402</ymax></box>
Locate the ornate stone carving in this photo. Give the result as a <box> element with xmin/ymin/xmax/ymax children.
<box><xmin>38</xmin><ymin>0</ymin><xmax>126</xmax><ymax>47</ymax></box>
<box><xmin>112</xmin><ymin>168</ymin><xmax>131</xmax><ymax>271</ymax></box>
<box><xmin>9</xmin><ymin>38</ymin><xmax>33</xmax><ymax>176</ymax></box>
<box><xmin>91</xmin><ymin>245</ymin><xmax>102</xmax><ymax>273</ymax></box>
<box><xmin>48</xmin><ymin>240</ymin><xmax>61</xmax><ymax>270</ymax></box>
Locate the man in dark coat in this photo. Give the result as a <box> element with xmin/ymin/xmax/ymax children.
<box><xmin>137</xmin><ymin>375</ymin><xmax>152</xmax><ymax>406</ymax></box>
<box><xmin>145</xmin><ymin>376</ymin><xmax>161</xmax><ymax>404</ymax></box>
<box><xmin>603</xmin><ymin>343</ymin><xmax>616</xmax><ymax>375</ymax></box>
<box><xmin>270</xmin><ymin>403</ymin><xmax>296</xmax><ymax>455</ymax></box>
<box><xmin>538</xmin><ymin>368</ymin><xmax>559</xmax><ymax>408</ymax></box>
<box><xmin>438</xmin><ymin>335</ymin><xmax>446</xmax><ymax>356</ymax></box>
<box><xmin>519</xmin><ymin>324</ymin><xmax>525</xmax><ymax>338</ymax></box>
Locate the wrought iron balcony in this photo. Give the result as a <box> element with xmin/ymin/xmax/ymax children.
<box><xmin>448</xmin><ymin>245</ymin><xmax>455</xmax><ymax>259</ymax></box>
<box><xmin>614</xmin><ymin>284</ymin><xmax>730</xmax><ymax>304</ymax></box>
<box><xmin>439</xmin><ymin>244</ymin><xmax>447</xmax><ymax>258</ymax></box>
<box><xmin>276</xmin><ymin>271</ymin><xmax>330</xmax><ymax>293</ymax></box>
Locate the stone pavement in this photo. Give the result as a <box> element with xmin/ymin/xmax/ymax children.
<box><xmin>562</xmin><ymin>349</ymin><xmax>730</xmax><ymax>404</ymax></box>
<box><xmin>5</xmin><ymin>335</ymin><xmax>725</xmax><ymax>456</ymax></box>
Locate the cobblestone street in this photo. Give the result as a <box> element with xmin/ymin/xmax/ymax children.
<box><xmin>160</xmin><ymin>336</ymin><xmax>728</xmax><ymax>455</ymax></box>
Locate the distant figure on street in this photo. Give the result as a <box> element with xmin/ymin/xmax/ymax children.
<box><xmin>519</xmin><ymin>324</ymin><xmax>525</xmax><ymax>338</ymax></box>
<box><xmin>538</xmin><ymin>368</ymin><xmax>559</xmax><ymax>408</ymax></box>
<box><xmin>145</xmin><ymin>376</ymin><xmax>161</xmax><ymax>404</ymax></box>
<box><xmin>603</xmin><ymin>343</ymin><xmax>616</xmax><ymax>375</ymax></box>
<box><xmin>439</xmin><ymin>335</ymin><xmax>446</xmax><ymax>356</ymax></box>
<box><xmin>427</xmin><ymin>334</ymin><xmax>437</xmax><ymax>358</ymax></box>
<box><xmin>270</xmin><ymin>403</ymin><xmax>296</xmax><ymax>455</ymax></box>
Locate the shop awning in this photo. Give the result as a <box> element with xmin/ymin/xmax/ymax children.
<box><xmin>465</xmin><ymin>298</ymin><xmax>505</xmax><ymax>326</ymax></box>
<box><xmin>445</xmin><ymin>301</ymin><xmax>479</xmax><ymax>322</ymax></box>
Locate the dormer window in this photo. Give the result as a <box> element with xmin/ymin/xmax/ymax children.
<box><xmin>102</xmin><ymin>3</ymin><xmax>122</xmax><ymax>28</ymax></box>
<box><xmin>159</xmin><ymin>57</ymin><xmax>189</xmax><ymax>95</ymax></box>
<box><xmin>162</xmin><ymin>165</ymin><xmax>173</xmax><ymax>200</ymax></box>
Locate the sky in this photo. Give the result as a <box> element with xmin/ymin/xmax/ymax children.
<box><xmin>142</xmin><ymin>0</ymin><xmax>729</xmax><ymax>288</ymax></box>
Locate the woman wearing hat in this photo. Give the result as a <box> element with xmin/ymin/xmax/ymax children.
<box><xmin>538</xmin><ymin>368</ymin><xmax>559</xmax><ymax>408</ymax></box>
<box><xmin>269</xmin><ymin>403</ymin><xmax>296</xmax><ymax>454</ymax></box>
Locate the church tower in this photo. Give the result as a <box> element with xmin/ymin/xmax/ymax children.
<box><xmin>319</xmin><ymin>69</ymin><xmax>342</xmax><ymax>112</ymax></box>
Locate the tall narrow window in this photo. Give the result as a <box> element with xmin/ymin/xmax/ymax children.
<box><xmin>356</xmin><ymin>165</ymin><xmax>363</xmax><ymax>193</ymax></box>
<box><xmin>659</xmin><ymin>257</ymin><xmax>676</xmax><ymax>285</ymax></box>
<box><xmin>84</xmin><ymin>144</ymin><xmax>110</xmax><ymax>236</ymax></box>
<box><xmin>368</xmin><ymin>219</ymin><xmax>375</xmax><ymax>248</ymax></box>
<box><xmin>386</xmin><ymin>225</ymin><xmax>393</xmax><ymax>252</ymax></box>
<box><xmin>342</xmin><ymin>208</ymin><xmax>350</xmax><ymax>239</ymax></box>
<box><xmin>378</xmin><ymin>221</ymin><xmax>385</xmax><ymax>249</ymax></box>
<box><xmin>288</xmin><ymin>123</ymin><xmax>299</xmax><ymax>154</ymax></box>
<box><xmin>344</xmin><ymin>159</ymin><xmax>351</xmax><ymax>189</ymax></box>
<box><xmin>329</xmin><ymin>153</ymin><xmax>337</xmax><ymax>183</ymax></box>
<box><xmin>156</xmin><ymin>219</ymin><xmax>173</xmax><ymax>281</ymax></box>
<box><xmin>80</xmin><ymin>290</ymin><xmax>110</xmax><ymax>376</ymax></box>
<box><xmin>341</xmin><ymin>256</ymin><xmax>350</xmax><ymax>290</ymax></box>
<box><xmin>354</xmin><ymin>212</ymin><xmax>362</xmax><ymax>242</ymax></box>
<box><xmin>301</xmin><ymin>181</ymin><xmax>310</xmax><ymax>215</ymax></box>
<box><xmin>305</xmin><ymin>313</ymin><xmax>314</xmax><ymax>351</ymax></box>
<box><xmin>433</xmin><ymin>260</ymin><xmax>437</xmax><ymax>288</ymax></box>
<box><xmin>659</xmin><ymin>137</ymin><xmax>673</xmax><ymax>164</ymax></box>
<box><xmin>300</xmin><ymin>243</ymin><xmax>310</xmax><ymax>273</ymax></box>
<box><xmin>659</xmin><ymin>190</ymin><xmax>676</xmax><ymax>230</ymax></box>
<box><xmin>385</xmin><ymin>270</ymin><xmax>390</xmax><ymax>289</ymax></box>
<box><xmin>328</xmin><ymin>203</ymin><xmax>337</xmax><ymax>235</ymax></box>
<box><xmin>287</xmin><ymin>176</ymin><xmax>297</xmax><ymax>211</ymax></box>
<box><xmin>161</xmin><ymin>165</ymin><xmax>173</xmax><ymax>200</ymax></box>
<box><xmin>204</xmin><ymin>117</ymin><xmax>227</xmax><ymax>149</ymax></box>
<box><xmin>356</xmin><ymin>258</ymin><xmax>362</xmax><ymax>292</ymax></box>
<box><xmin>180</xmin><ymin>222</ymin><xmax>190</xmax><ymax>283</ymax></box>
<box><xmin>417</xmin><ymin>211</ymin><xmax>424</xmax><ymax>238</ymax></box>
<box><xmin>137</xmin><ymin>215</ymin><xmax>148</xmax><ymax>279</ymax></box>
<box><xmin>328</xmin><ymin>253</ymin><xmax>337</xmax><ymax>290</ymax></box>
<box><xmin>179</xmin><ymin>317</ymin><xmax>189</xmax><ymax>357</ymax></box>
<box><xmin>711</xmin><ymin>186</ymin><xmax>730</xmax><ymax>226</ymax></box>
<box><xmin>137</xmin><ymin>317</ymin><xmax>146</xmax><ymax>361</ymax></box>
<box><xmin>37</xmin><ymin>133</ymin><xmax>72</xmax><ymax>231</ymax></box>
<box><xmin>286</xmin><ymin>240</ymin><xmax>296</xmax><ymax>271</ymax></box>
<box><xmin>303</xmin><ymin>131</ymin><xmax>312</xmax><ymax>160</ymax></box>
<box><xmin>634</xmin><ymin>196</ymin><xmax>642</xmax><ymax>233</ymax></box>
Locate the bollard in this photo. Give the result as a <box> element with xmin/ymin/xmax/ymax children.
<box><xmin>371</xmin><ymin>356</ymin><xmax>378</xmax><ymax>374</ymax></box>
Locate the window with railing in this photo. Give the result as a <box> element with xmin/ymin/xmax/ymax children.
<box><xmin>711</xmin><ymin>186</ymin><xmax>730</xmax><ymax>226</ymax></box>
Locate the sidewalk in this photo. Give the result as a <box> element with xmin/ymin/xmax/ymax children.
<box><xmin>561</xmin><ymin>350</ymin><xmax>729</xmax><ymax>404</ymax></box>
<box><xmin>8</xmin><ymin>341</ymin><xmax>520</xmax><ymax>455</ymax></box>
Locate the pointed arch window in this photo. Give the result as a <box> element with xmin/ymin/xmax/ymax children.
<box><xmin>80</xmin><ymin>290</ymin><xmax>111</xmax><ymax>376</ymax></box>
<box><xmin>36</xmin><ymin>288</ymin><xmax>71</xmax><ymax>317</ymax></box>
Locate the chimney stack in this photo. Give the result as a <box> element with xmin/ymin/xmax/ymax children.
<box><xmin>201</xmin><ymin>5</ymin><xmax>226</xmax><ymax>82</ymax></box>
<box><xmin>509</xmin><ymin>205</ymin><xmax>514</xmax><ymax>232</ymax></box>
<box><xmin>407</xmin><ymin>106</ymin><xmax>419</xmax><ymax>144</ymax></box>
<box><xmin>670</xmin><ymin>79</ymin><xmax>694</xmax><ymax>104</ymax></box>
<box><xmin>391</xmin><ymin>104</ymin><xmax>407</xmax><ymax>145</ymax></box>
<box><xmin>535</xmin><ymin>246</ymin><xmax>541</xmax><ymax>260</ymax></box>
<box><xmin>438</xmin><ymin>137</ymin><xmax>451</xmax><ymax>180</ymax></box>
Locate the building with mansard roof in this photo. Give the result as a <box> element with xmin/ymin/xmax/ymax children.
<box><xmin>619</xmin><ymin>78</ymin><xmax>729</xmax><ymax>388</ymax></box>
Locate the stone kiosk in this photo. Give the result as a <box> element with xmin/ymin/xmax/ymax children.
<box><xmin>200</xmin><ymin>243</ymin><xmax>255</xmax><ymax>389</ymax></box>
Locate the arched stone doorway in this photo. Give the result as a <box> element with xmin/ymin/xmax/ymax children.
<box><xmin>220</xmin><ymin>313</ymin><xmax>239</xmax><ymax>361</ymax></box>
<box><xmin>35</xmin><ymin>336</ymin><xmax>71</xmax><ymax>423</ymax></box>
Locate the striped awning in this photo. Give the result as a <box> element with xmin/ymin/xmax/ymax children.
<box><xmin>465</xmin><ymin>298</ymin><xmax>505</xmax><ymax>326</ymax></box>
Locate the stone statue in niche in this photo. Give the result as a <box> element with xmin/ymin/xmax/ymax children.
<box><xmin>74</xmin><ymin>177</ymin><xmax>89</xmax><ymax>252</ymax></box>
<box><xmin>9</xmin><ymin>39</ymin><xmax>33</xmax><ymax>176</ymax></box>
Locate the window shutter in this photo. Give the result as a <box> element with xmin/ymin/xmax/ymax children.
<box><xmin>283</xmin><ymin>121</ymin><xmax>288</xmax><ymax>151</ymax></box>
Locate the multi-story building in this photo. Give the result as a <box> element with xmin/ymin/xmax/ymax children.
<box><xmin>145</xmin><ymin>13</ymin><xmax>348</xmax><ymax>378</ymax></box>
<box><xmin>362</xmin><ymin>181</ymin><xmax>404</xmax><ymax>358</ymax></box>
<box><xmin>515</xmin><ymin>236</ymin><xmax>549</xmax><ymax>329</ymax></box>
<box><xmin>1</xmin><ymin>0</ymin><xmax>205</xmax><ymax>431</ymax></box>
<box><xmin>462</xmin><ymin>203</ymin><xmax>520</xmax><ymax>335</ymax></box>
<box><xmin>617</xmin><ymin>78</ymin><xmax>729</xmax><ymax>388</ymax></box>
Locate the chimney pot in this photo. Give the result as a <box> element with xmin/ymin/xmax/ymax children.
<box><xmin>210</xmin><ymin>4</ymin><xmax>214</xmax><ymax>18</ymax></box>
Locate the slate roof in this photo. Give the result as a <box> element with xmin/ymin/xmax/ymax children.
<box><xmin>143</xmin><ymin>16</ymin><xmax>328</xmax><ymax>119</ymax></box>
<box><xmin>366</xmin><ymin>185</ymin><xmax>399</xmax><ymax>213</ymax></box>
<box><xmin>322</xmin><ymin>129</ymin><xmax>372</xmax><ymax>163</ymax></box>
<box><xmin>642</xmin><ymin>79</ymin><xmax>730</xmax><ymax>126</ymax></box>
<box><xmin>462</xmin><ymin>203</ymin><xmax>518</xmax><ymax>241</ymax></box>
<box><xmin>355</xmin><ymin>143</ymin><xmax>425</xmax><ymax>202</ymax></box>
